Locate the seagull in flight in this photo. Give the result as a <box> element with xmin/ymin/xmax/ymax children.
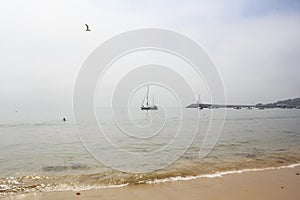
<box><xmin>85</xmin><ymin>24</ymin><xmax>91</xmax><ymax>31</ymax></box>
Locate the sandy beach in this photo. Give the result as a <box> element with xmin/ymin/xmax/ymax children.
<box><xmin>3</xmin><ymin>166</ymin><xmax>299</xmax><ymax>200</ymax></box>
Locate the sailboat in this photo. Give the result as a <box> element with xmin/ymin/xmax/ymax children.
<box><xmin>141</xmin><ymin>85</ymin><xmax>158</xmax><ymax>110</ymax></box>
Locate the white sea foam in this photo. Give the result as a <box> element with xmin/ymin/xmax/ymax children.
<box><xmin>42</xmin><ymin>183</ymin><xmax>129</xmax><ymax>193</ymax></box>
<box><xmin>146</xmin><ymin>163</ymin><xmax>300</xmax><ymax>184</ymax></box>
<box><xmin>0</xmin><ymin>184</ymin><xmax>10</xmax><ymax>190</ymax></box>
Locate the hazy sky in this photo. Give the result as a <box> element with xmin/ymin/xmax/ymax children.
<box><xmin>0</xmin><ymin>0</ymin><xmax>300</xmax><ymax>108</ymax></box>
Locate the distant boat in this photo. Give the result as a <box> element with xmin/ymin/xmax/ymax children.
<box><xmin>141</xmin><ymin>85</ymin><xmax>158</xmax><ymax>110</ymax></box>
<box><xmin>234</xmin><ymin>106</ymin><xmax>241</xmax><ymax>109</ymax></box>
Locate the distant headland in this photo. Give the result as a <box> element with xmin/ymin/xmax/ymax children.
<box><xmin>186</xmin><ymin>97</ymin><xmax>300</xmax><ymax>110</ymax></box>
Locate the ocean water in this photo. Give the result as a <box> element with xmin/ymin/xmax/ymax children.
<box><xmin>0</xmin><ymin>107</ymin><xmax>299</xmax><ymax>196</ymax></box>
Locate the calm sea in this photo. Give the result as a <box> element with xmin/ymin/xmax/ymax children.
<box><xmin>0</xmin><ymin>107</ymin><xmax>299</xmax><ymax>196</ymax></box>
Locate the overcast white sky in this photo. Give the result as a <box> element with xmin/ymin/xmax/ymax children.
<box><xmin>0</xmin><ymin>0</ymin><xmax>299</xmax><ymax>108</ymax></box>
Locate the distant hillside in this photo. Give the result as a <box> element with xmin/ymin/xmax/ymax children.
<box><xmin>259</xmin><ymin>97</ymin><xmax>300</xmax><ymax>108</ymax></box>
<box><xmin>270</xmin><ymin>98</ymin><xmax>300</xmax><ymax>106</ymax></box>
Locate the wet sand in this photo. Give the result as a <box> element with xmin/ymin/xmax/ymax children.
<box><xmin>4</xmin><ymin>166</ymin><xmax>300</xmax><ymax>200</ymax></box>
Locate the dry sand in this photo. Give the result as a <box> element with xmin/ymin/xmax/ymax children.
<box><xmin>3</xmin><ymin>166</ymin><xmax>300</xmax><ymax>200</ymax></box>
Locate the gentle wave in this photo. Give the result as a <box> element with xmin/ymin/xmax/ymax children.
<box><xmin>146</xmin><ymin>163</ymin><xmax>300</xmax><ymax>184</ymax></box>
<box><xmin>1</xmin><ymin>163</ymin><xmax>299</xmax><ymax>198</ymax></box>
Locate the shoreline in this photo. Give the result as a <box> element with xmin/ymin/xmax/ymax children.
<box><xmin>3</xmin><ymin>164</ymin><xmax>300</xmax><ymax>200</ymax></box>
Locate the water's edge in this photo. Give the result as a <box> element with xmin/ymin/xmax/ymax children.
<box><xmin>1</xmin><ymin>162</ymin><xmax>299</xmax><ymax>198</ymax></box>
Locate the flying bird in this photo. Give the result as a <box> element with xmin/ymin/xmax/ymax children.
<box><xmin>85</xmin><ymin>24</ymin><xmax>91</xmax><ymax>31</ymax></box>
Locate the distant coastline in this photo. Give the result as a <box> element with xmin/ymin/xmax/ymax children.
<box><xmin>186</xmin><ymin>97</ymin><xmax>300</xmax><ymax>109</ymax></box>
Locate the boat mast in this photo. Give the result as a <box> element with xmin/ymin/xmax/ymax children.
<box><xmin>146</xmin><ymin>85</ymin><xmax>149</xmax><ymax>106</ymax></box>
<box><xmin>141</xmin><ymin>96</ymin><xmax>146</xmax><ymax>107</ymax></box>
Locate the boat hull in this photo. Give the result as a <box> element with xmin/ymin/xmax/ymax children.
<box><xmin>141</xmin><ymin>106</ymin><xmax>158</xmax><ymax>110</ymax></box>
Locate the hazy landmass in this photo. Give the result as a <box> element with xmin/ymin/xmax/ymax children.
<box><xmin>187</xmin><ymin>97</ymin><xmax>300</xmax><ymax>109</ymax></box>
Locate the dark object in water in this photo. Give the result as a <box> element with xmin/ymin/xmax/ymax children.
<box><xmin>280</xmin><ymin>186</ymin><xmax>284</xmax><ymax>189</ymax></box>
<box><xmin>63</xmin><ymin>118</ymin><xmax>66</xmax><ymax>122</ymax></box>
<box><xmin>76</xmin><ymin>192</ymin><xmax>81</xmax><ymax>195</ymax></box>
<box><xmin>85</xmin><ymin>24</ymin><xmax>91</xmax><ymax>31</ymax></box>
<box><xmin>296</xmin><ymin>173</ymin><xmax>299</xmax><ymax>175</ymax></box>
<box><xmin>277</xmin><ymin>160</ymin><xmax>284</xmax><ymax>163</ymax></box>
